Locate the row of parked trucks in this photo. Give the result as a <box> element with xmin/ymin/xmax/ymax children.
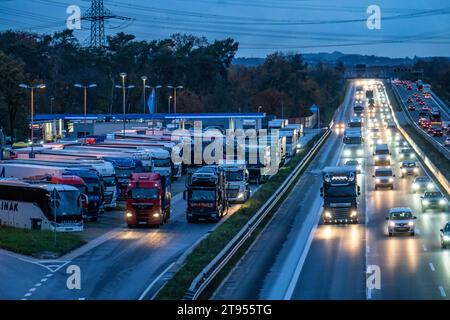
<box><xmin>0</xmin><ymin>120</ymin><xmax>302</xmax><ymax>231</ymax></box>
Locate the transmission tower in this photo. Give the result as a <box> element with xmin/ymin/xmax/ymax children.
<box><xmin>83</xmin><ymin>0</ymin><xmax>131</xmax><ymax>48</ymax></box>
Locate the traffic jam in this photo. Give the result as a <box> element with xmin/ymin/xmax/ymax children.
<box><xmin>0</xmin><ymin>120</ymin><xmax>302</xmax><ymax>232</ymax></box>
<box><xmin>333</xmin><ymin>80</ymin><xmax>449</xmax><ymax>247</ymax></box>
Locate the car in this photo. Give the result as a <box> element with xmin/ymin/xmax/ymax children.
<box><xmin>412</xmin><ymin>176</ymin><xmax>435</xmax><ymax>193</ymax></box>
<box><xmin>421</xmin><ymin>191</ymin><xmax>447</xmax><ymax>211</ymax></box>
<box><xmin>407</xmin><ymin>86</ymin><xmax>412</xmax><ymax>91</ymax></box>
<box><xmin>418</xmin><ymin>100</ymin><xmax>426</xmax><ymax>106</ymax></box>
<box><xmin>395</xmin><ymin>138</ymin><xmax>408</xmax><ymax>148</ymax></box>
<box><xmin>406</xmin><ymin>97</ymin><xmax>413</xmax><ymax>103</ymax></box>
<box><xmin>440</xmin><ymin>222</ymin><xmax>450</xmax><ymax>248</ymax></box>
<box><xmin>399</xmin><ymin>147</ymin><xmax>415</xmax><ymax>159</ymax></box>
<box><xmin>345</xmin><ymin>159</ymin><xmax>362</xmax><ymax>173</ymax></box>
<box><xmin>400</xmin><ymin>161</ymin><xmax>419</xmax><ymax>178</ymax></box>
<box><xmin>386</xmin><ymin>207</ymin><xmax>416</xmax><ymax>236</ymax></box>
<box><xmin>432</xmin><ymin>127</ymin><xmax>443</xmax><ymax>137</ymax></box>
<box><xmin>373</xmin><ymin>167</ymin><xmax>395</xmax><ymax>190</ymax></box>
<box><xmin>445</xmin><ymin>137</ymin><xmax>450</xmax><ymax>147</ymax></box>
<box><xmin>427</xmin><ymin>127</ymin><xmax>434</xmax><ymax>135</ymax></box>
<box><xmin>408</xmin><ymin>105</ymin><xmax>416</xmax><ymax>111</ymax></box>
<box><xmin>385</xmin><ymin>120</ymin><xmax>396</xmax><ymax>128</ymax></box>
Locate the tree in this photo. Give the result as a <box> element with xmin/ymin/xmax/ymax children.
<box><xmin>0</xmin><ymin>51</ymin><xmax>27</xmax><ymax>143</ymax></box>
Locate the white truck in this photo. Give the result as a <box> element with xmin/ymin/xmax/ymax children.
<box><xmin>219</xmin><ymin>160</ymin><xmax>250</xmax><ymax>203</ymax></box>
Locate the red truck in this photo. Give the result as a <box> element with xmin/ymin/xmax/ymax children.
<box><xmin>125</xmin><ymin>172</ymin><xmax>171</xmax><ymax>227</ymax></box>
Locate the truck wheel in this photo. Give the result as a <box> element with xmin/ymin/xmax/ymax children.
<box><xmin>127</xmin><ymin>224</ymin><xmax>134</xmax><ymax>228</ymax></box>
<box><xmin>388</xmin><ymin>232</ymin><xmax>393</xmax><ymax>237</ymax></box>
<box><xmin>187</xmin><ymin>217</ymin><xmax>195</xmax><ymax>223</ymax></box>
<box><xmin>375</xmin><ymin>186</ymin><xmax>378</xmax><ymax>190</ymax></box>
<box><xmin>90</xmin><ymin>217</ymin><xmax>98</xmax><ymax>222</ymax></box>
<box><xmin>410</xmin><ymin>231</ymin><xmax>415</xmax><ymax>236</ymax></box>
<box><xmin>442</xmin><ymin>243</ymin><xmax>447</xmax><ymax>249</ymax></box>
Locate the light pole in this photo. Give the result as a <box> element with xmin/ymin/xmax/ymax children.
<box><xmin>74</xmin><ymin>83</ymin><xmax>97</xmax><ymax>144</ymax></box>
<box><xmin>167</xmin><ymin>85</ymin><xmax>183</xmax><ymax>114</ymax></box>
<box><xmin>50</xmin><ymin>96</ymin><xmax>54</xmax><ymax>115</ymax></box>
<box><xmin>19</xmin><ymin>83</ymin><xmax>46</xmax><ymax>158</ymax></box>
<box><xmin>257</xmin><ymin>105</ymin><xmax>263</xmax><ymax>113</ymax></box>
<box><xmin>141</xmin><ymin>76</ymin><xmax>147</xmax><ymax>114</ymax></box>
<box><xmin>168</xmin><ymin>95</ymin><xmax>173</xmax><ymax>113</ymax></box>
<box><xmin>115</xmin><ymin>73</ymin><xmax>135</xmax><ymax>134</ymax></box>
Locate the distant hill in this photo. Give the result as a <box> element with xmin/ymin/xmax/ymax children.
<box><xmin>233</xmin><ymin>51</ymin><xmax>450</xmax><ymax>67</ymax></box>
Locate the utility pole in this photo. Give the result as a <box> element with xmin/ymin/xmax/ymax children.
<box><xmin>82</xmin><ymin>0</ymin><xmax>131</xmax><ymax>48</ymax></box>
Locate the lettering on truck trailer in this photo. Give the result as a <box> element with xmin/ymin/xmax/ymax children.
<box><xmin>0</xmin><ymin>201</ymin><xmax>19</xmax><ymax>212</ymax></box>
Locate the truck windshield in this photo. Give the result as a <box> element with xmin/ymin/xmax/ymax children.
<box><xmin>115</xmin><ymin>168</ymin><xmax>133</xmax><ymax>178</ymax></box>
<box><xmin>130</xmin><ymin>188</ymin><xmax>159</xmax><ymax>199</ymax></box>
<box><xmin>324</xmin><ymin>185</ymin><xmax>356</xmax><ymax>197</ymax></box>
<box><xmin>53</xmin><ymin>190</ymin><xmax>81</xmax><ymax>216</ymax></box>
<box><xmin>226</xmin><ymin>171</ymin><xmax>244</xmax><ymax>181</ymax></box>
<box><xmin>154</xmin><ymin>158</ymin><xmax>171</xmax><ymax>167</ymax></box>
<box><xmin>189</xmin><ymin>189</ymin><xmax>216</xmax><ymax>202</ymax></box>
<box><xmin>375</xmin><ymin>149</ymin><xmax>389</xmax><ymax>155</ymax></box>
<box><xmin>85</xmin><ymin>182</ymin><xmax>101</xmax><ymax>194</ymax></box>
<box><xmin>348</xmin><ymin>122</ymin><xmax>362</xmax><ymax>128</ymax></box>
<box><xmin>103</xmin><ymin>176</ymin><xmax>116</xmax><ymax>187</ymax></box>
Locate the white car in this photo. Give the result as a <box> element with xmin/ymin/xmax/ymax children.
<box><xmin>445</xmin><ymin>137</ymin><xmax>450</xmax><ymax>148</ymax></box>
<box><xmin>386</xmin><ymin>207</ymin><xmax>416</xmax><ymax>236</ymax></box>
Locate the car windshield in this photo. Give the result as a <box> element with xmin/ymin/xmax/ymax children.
<box><xmin>401</xmin><ymin>149</ymin><xmax>412</xmax><ymax>153</ymax></box>
<box><xmin>445</xmin><ymin>224</ymin><xmax>450</xmax><ymax>232</ymax></box>
<box><xmin>129</xmin><ymin>188</ymin><xmax>159</xmax><ymax>199</ymax></box>
<box><xmin>376</xmin><ymin>170</ymin><xmax>392</xmax><ymax>177</ymax></box>
<box><xmin>390</xmin><ymin>211</ymin><xmax>412</xmax><ymax>220</ymax></box>
<box><xmin>189</xmin><ymin>189</ymin><xmax>216</xmax><ymax>202</ymax></box>
<box><xmin>424</xmin><ymin>192</ymin><xmax>442</xmax><ymax>198</ymax></box>
<box><xmin>402</xmin><ymin>162</ymin><xmax>416</xmax><ymax>167</ymax></box>
<box><xmin>415</xmin><ymin>177</ymin><xmax>430</xmax><ymax>183</ymax></box>
<box><xmin>345</xmin><ymin>161</ymin><xmax>358</xmax><ymax>166</ymax></box>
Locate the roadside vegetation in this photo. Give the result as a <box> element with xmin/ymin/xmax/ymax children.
<box><xmin>156</xmin><ymin>133</ymin><xmax>325</xmax><ymax>300</ymax></box>
<box><xmin>0</xmin><ymin>226</ymin><xmax>86</xmax><ymax>257</ymax></box>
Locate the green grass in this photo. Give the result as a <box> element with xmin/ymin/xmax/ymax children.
<box><xmin>155</xmin><ymin>134</ymin><xmax>324</xmax><ymax>300</ymax></box>
<box><xmin>0</xmin><ymin>226</ymin><xmax>86</xmax><ymax>257</ymax></box>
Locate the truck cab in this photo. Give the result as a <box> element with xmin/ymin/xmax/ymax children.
<box><xmin>320</xmin><ymin>166</ymin><xmax>360</xmax><ymax>224</ymax></box>
<box><xmin>220</xmin><ymin>161</ymin><xmax>250</xmax><ymax>203</ymax></box>
<box><xmin>373</xmin><ymin>144</ymin><xmax>391</xmax><ymax>166</ymax></box>
<box><xmin>184</xmin><ymin>166</ymin><xmax>228</xmax><ymax>222</ymax></box>
<box><xmin>125</xmin><ymin>172</ymin><xmax>171</xmax><ymax>227</ymax></box>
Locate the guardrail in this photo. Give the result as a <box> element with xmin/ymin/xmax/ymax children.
<box><xmin>387</xmin><ymin>82</ymin><xmax>450</xmax><ymax>196</ymax></box>
<box><xmin>183</xmin><ymin>128</ymin><xmax>332</xmax><ymax>300</ymax></box>
<box><xmin>390</xmin><ymin>84</ymin><xmax>450</xmax><ymax>160</ymax></box>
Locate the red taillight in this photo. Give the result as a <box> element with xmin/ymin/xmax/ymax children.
<box><xmin>81</xmin><ymin>197</ymin><xmax>87</xmax><ymax>209</ymax></box>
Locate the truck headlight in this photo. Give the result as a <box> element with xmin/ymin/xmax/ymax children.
<box><xmin>237</xmin><ymin>192</ymin><xmax>244</xmax><ymax>199</ymax></box>
<box><xmin>439</xmin><ymin>199</ymin><xmax>446</xmax><ymax>206</ymax></box>
<box><xmin>152</xmin><ymin>213</ymin><xmax>160</xmax><ymax>218</ymax></box>
<box><xmin>444</xmin><ymin>235</ymin><xmax>450</xmax><ymax>241</ymax></box>
<box><xmin>324</xmin><ymin>211</ymin><xmax>332</xmax><ymax>218</ymax></box>
<box><xmin>389</xmin><ymin>178</ymin><xmax>393</xmax><ymax>182</ymax></box>
<box><xmin>402</xmin><ymin>168</ymin><xmax>407</xmax><ymax>173</ymax></box>
<box><xmin>350</xmin><ymin>210</ymin><xmax>357</xmax><ymax>217</ymax></box>
<box><xmin>414</xmin><ymin>168</ymin><xmax>419</xmax><ymax>173</ymax></box>
<box><xmin>408</xmin><ymin>221</ymin><xmax>414</xmax><ymax>226</ymax></box>
<box><xmin>357</xmin><ymin>149</ymin><xmax>363</xmax><ymax>156</ymax></box>
<box><xmin>376</xmin><ymin>178</ymin><xmax>381</xmax><ymax>183</ymax></box>
<box><xmin>126</xmin><ymin>212</ymin><xmax>133</xmax><ymax>218</ymax></box>
<box><xmin>422</xmin><ymin>200</ymin><xmax>429</xmax><ymax>206</ymax></box>
<box><xmin>413</xmin><ymin>183</ymin><xmax>419</xmax><ymax>190</ymax></box>
<box><xmin>427</xmin><ymin>183</ymin><xmax>434</xmax><ymax>190</ymax></box>
<box><xmin>389</xmin><ymin>221</ymin><xmax>396</xmax><ymax>227</ymax></box>
<box><xmin>344</xmin><ymin>149</ymin><xmax>351</xmax><ymax>157</ymax></box>
<box><xmin>374</xmin><ymin>155</ymin><xmax>379</xmax><ymax>161</ymax></box>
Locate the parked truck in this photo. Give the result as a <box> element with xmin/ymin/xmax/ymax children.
<box><xmin>320</xmin><ymin>166</ymin><xmax>360</xmax><ymax>224</ymax></box>
<box><xmin>125</xmin><ymin>172</ymin><xmax>171</xmax><ymax>227</ymax></box>
<box><xmin>184</xmin><ymin>166</ymin><xmax>228</xmax><ymax>222</ymax></box>
<box><xmin>220</xmin><ymin>160</ymin><xmax>250</xmax><ymax>203</ymax></box>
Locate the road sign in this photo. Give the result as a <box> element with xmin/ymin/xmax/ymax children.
<box><xmin>310</xmin><ymin>104</ymin><xmax>318</xmax><ymax>113</ymax></box>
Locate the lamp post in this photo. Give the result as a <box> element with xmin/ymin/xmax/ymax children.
<box><xmin>257</xmin><ymin>105</ymin><xmax>263</xmax><ymax>113</ymax></box>
<box><xmin>115</xmin><ymin>73</ymin><xmax>135</xmax><ymax>134</ymax></box>
<box><xmin>141</xmin><ymin>76</ymin><xmax>147</xmax><ymax>114</ymax></box>
<box><xmin>74</xmin><ymin>83</ymin><xmax>97</xmax><ymax>144</ymax></box>
<box><xmin>168</xmin><ymin>95</ymin><xmax>173</xmax><ymax>113</ymax></box>
<box><xmin>19</xmin><ymin>83</ymin><xmax>46</xmax><ymax>158</ymax></box>
<box><xmin>50</xmin><ymin>96</ymin><xmax>54</xmax><ymax>115</ymax></box>
<box><xmin>167</xmin><ymin>85</ymin><xmax>183</xmax><ymax>114</ymax></box>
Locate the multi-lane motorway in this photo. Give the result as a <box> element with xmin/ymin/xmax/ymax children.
<box><xmin>214</xmin><ymin>80</ymin><xmax>450</xmax><ymax>300</ymax></box>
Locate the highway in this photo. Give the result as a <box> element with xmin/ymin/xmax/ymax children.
<box><xmin>393</xmin><ymin>81</ymin><xmax>449</xmax><ymax>150</ymax></box>
<box><xmin>213</xmin><ymin>80</ymin><xmax>450</xmax><ymax>300</ymax></box>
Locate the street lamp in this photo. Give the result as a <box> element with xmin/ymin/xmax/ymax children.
<box><xmin>74</xmin><ymin>83</ymin><xmax>97</xmax><ymax>144</ymax></box>
<box><xmin>141</xmin><ymin>76</ymin><xmax>147</xmax><ymax>114</ymax></box>
<box><xmin>168</xmin><ymin>95</ymin><xmax>173</xmax><ymax>113</ymax></box>
<box><xmin>115</xmin><ymin>73</ymin><xmax>135</xmax><ymax>134</ymax></box>
<box><xmin>257</xmin><ymin>105</ymin><xmax>263</xmax><ymax>112</ymax></box>
<box><xmin>167</xmin><ymin>85</ymin><xmax>183</xmax><ymax>114</ymax></box>
<box><xmin>19</xmin><ymin>83</ymin><xmax>46</xmax><ymax>158</ymax></box>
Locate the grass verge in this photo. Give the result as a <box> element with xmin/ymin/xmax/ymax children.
<box><xmin>0</xmin><ymin>226</ymin><xmax>86</xmax><ymax>257</ymax></box>
<box><xmin>155</xmin><ymin>133</ymin><xmax>325</xmax><ymax>300</ymax></box>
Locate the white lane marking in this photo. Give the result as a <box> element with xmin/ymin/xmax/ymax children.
<box><xmin>78</xmin><ymin>298</ymin><xmax>86</xmax><ymax>300</ymax></box>
<box><xmin>367</xmin><ymin>288</ymin><xmax>372</xmax><ymax>300</ymax></box>
<box><xmin>35</xmin><ymin>283</ymin><xmax>42</xmax><ymax>287</ymax></box>
<box><xmin>24</xmin><ymin>293</ymin><xmax>32</xmax><ymax>297</ymax></box>
<box><xmin>138</xmin><ymin>262</ymin><xmax>175</xmax><ymax>300</ymax></box>
<box><xmin>366</xmin><ymin>245</ymin><xmax>370</xmax><ymax>254</ymax></box>
<box><xmin>439</xmin><ymin>286</ymin><xmax>446</xmax><ymax>297</ymax></box>
<box><xmin>429</xmin><ymin>262</ymin><xmax>435</xmax><ymax>272</ymax></box>
<box><xmin>46</xmin><ymin>274</ymin><xmax>53</xmax><ymax>278</ymax></box>
<box><xmin>423</xmin><ymin>244</ymin><xmax>427</xmax><ymax>251</ymax></box>
<box><xmin>29</xmin><ymin>288</ymin><xmax>36</xmax><ymax>292</ymax></box>
<box><xmin>40</xmin><ymin>278</ymin><xmax>48</xmax><ymax>282</ymax></box>
<box><xmin>21</xmin><ymin>298</ymin><xmax>27</xmax><ymax>301</ymax></box>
